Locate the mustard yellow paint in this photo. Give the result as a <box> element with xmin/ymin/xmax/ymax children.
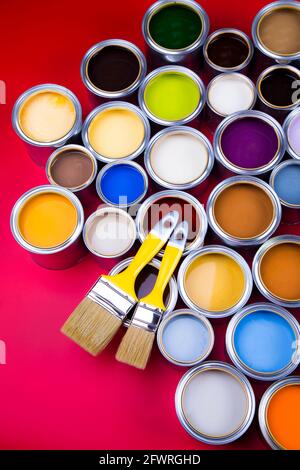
<box><xmin>184</xmin><ymin>253</ymin><xmax>245</xmax><ymax>311</ymax></box>
<box><xmin>19</xmin><ymin>91</ymin><xmax>76</xmax><ymax>143</ymax></box>
<box><xmin>18</xmin><ymin>192</ymin><xmax>78</xmax><ymax>248</ymax></box>
<box><xmin>88</xmin><ymin>108</ymin><xmax>145</xmax><ymax>159</ymax></box>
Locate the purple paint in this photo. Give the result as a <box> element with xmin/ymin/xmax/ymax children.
<box><xmin>220</xmin><ymin>117</ymin><xmax>279</xmax><ymax>169</ymax></box>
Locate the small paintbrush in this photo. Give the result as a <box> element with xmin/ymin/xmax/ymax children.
<box><xmin>116</xmin><ymin>221</ymin><xmax>188</xmax><ymax>369</ymax></box>
<box><xmin>61</xmin><ymin>211</ymin><xmax>179</xmax><ymax>356</ymax></box>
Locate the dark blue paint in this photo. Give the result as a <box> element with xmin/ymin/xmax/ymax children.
<box><xmin>100</xmin><ymin>163</ymin><xmax>145</xmax><ymax>205</ymax></box>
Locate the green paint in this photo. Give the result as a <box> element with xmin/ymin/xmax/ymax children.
<box><xmin>149</xmin><ymin>4</ymin><xmax>203</xmax><ymax>50</ymax></box>
<box><xmin>144</xmin><ymin>71</ymin><xmax>201</xmax><ymax>121</ymax></box>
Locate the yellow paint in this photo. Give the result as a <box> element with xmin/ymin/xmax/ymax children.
<box><xmin>184</xmin><ymin>253</ymin><xmax>245</xmax><ymax>311</ymax></box>
<box><xmin>19</xmin><ymin>91</ymin><xmax>76</xmax><ymax>143</ymax></box>
<box><xmin>88</xmin><ymin>108</ymin><xmax>145</xmax><ymax>159</ymax></box>
<box><xmin>18</xmin><ymin>192</ymin><xmax>78</xmax><ymax>248</ymax></box>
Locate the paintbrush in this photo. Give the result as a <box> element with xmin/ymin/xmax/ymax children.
<box><xmin>116</xmin><ymin>221</ymin><xmax>188</xmax><ymax>369</ymax></box>
<box><xmin>61</xmin><ymin>211</ymin><xmax>179</xmax><ymax>355</ymax></box>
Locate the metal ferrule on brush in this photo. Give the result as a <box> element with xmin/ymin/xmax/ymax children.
<box><xmin>129</xmin><ymin>303</ymin><xmax>164</xmax><ymax>332</ymax></box>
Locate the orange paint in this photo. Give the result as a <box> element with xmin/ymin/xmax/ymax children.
<box><xmin>266</xmin><ymin>384</ymin><xmax>300</xmax><ymax>449</ymax></box>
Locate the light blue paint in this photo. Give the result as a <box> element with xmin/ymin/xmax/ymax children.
<box><xmin>233</xmin><ymin>310</ymin><xmax>296</xmax><ymax>373</ymax></box>
<box><xmin>274</xmin><ymin>164</ymin><xmax>300</xmax><ymax>206</ymax></box>
<box><xmin>162</xmin><ymin>314</ymin><xmax>210</xmax><ymax>363</ymax></box>
<box><xmin>100</xmin><ymin>164</ymin><xmax>145</xmax><ymax>205</ymax></box>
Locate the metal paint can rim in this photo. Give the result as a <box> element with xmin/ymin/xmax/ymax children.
<box><xmin>269</xmin><ymin>159</ymin><xmax>300</xmax><ymax>209</ymax></box>
<box><xmin>177</xmin><ymin>245</ymin><xmax>253</xmax><ymax>318</ymax></box>
<box><xmin>283</xmin><ymin>107</ymin><xmax>300</xmax><ymax>160</ymax></box>
<box><xmin>144</xmin><ymin>125</ymin><xmax>214</xmax><ymax>190</ymax></box>
<box><xmin>175</xmin><ymin>361</ymin><xmax>256</xmax><ymax>445</ymax></box>
<box><xmin>256</xmin><ymin>64</ymin><xmax>300</xmax><ymax>110</ymax></box>
<box><xmin>157</xmin><ymin>308</ymin><xmax>214</xmax><ymax>367</ymax></box>
<box><xmin>80</xmin><ymin>39</ymin><xmax>147</xmax><ymax>98</ymax></box>
<box><xmin>81</xmin><ymin>100</ymin><xmax>151</xmax><ymax>163</ymax></box>
<box><xmin>226</xmin><ymin>302</ymin><xmax>300</xmax><ymax>381</ymax></box>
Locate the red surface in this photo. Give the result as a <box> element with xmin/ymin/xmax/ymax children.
<box><xmin>1</xmin><ymin>0</ymin><xmax>300</xmax><ymax>450</ymax></box>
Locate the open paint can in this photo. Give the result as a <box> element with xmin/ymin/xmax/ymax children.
<box><xmin>175</xmin><ymin>361</ymin><xmax>255</xmax><ymax>445</ymax></box>
<box><xmin>81</xmin><ymin>39</ymin><xmax>147</xmax><ymax>99</ymax></box>
<box><xmin>136</xmin><ymin>190</ymin><xmax>207</xmax><ymax>257</ymax></box>
<box><xmin>214</xmin><ymin>110</ymin><xmax>286</xmax><ymax>176</ymax></box>
<box><xmin>83</xmin><ymin>207</ymin><xmax>136</xmax><ymax>260</ymax></box>
<box><xmin>270</xmin><ymin>160</ymin><xmax>300</xmax><ymax>224</ymax></box>
<box><xmin>283</xmin><ymin>107</ymin><xmax>300</xmax><ymax>160</ymax></box>
<box><xmin>142</xmin><ymin>0</ymin><xmax>209</xmax><ymax>66</ymax></box>
<box><xmin>253</xmin><ymin>235</ymin><xmax>300</xmax><ymax>308</ymax></box>
<box><xmin>109</xmin><ymin>257</ymin><xmax>178</xmax><ymax>327</ymax></box>
<box><xmin>256</xmin><ymin>65</ymin><xmax>300</xmax><ymax>122</ymax></box>
<box><xmin>206</xmin><ymin>176</ymin><xmax>282</xmax><ymax>247</ymax></box>
<box><xmin>252</xmin><ymin>1</ymin><xmax>300</xmax><ymax>64</ymax></box>
<box><xmin>82</xmin><ymin>101</ymin><xmax>150</xmax><ymax>163</ymax></box>
<box><xmin>259</xmin><ymin>377</ymin><xmax>300</xmax><ymax>450</ymax></box>
<box><xmin>12</xmin><ymin>84</ymin><xmax>82</xmax><ymax>165</ymax></box>
<box><xmin>10</xmin><ymin>185</ymin><xmax>84</xmax><ymax>269</ymax></box>
<box><xmin>226</xmin><ymin>303</ymin><xmax>300</xmax><ymax>381</ymax></box>
<box><xmin>144</xmin><ymin>126</ymin><xmax>214</xmax><ymax>190</ymax></box>
<box><xmin>157</xmin><ymin>309</ymin><xmax>214</xmax><ymax>367</ymax></box>
<box><xmin>96</xmin><ymin>161</ymin><xmax>148</xmax><ymax>208</ymax></box>
<box><xmin>138</xmin><ymin>65</ymin><xmax>205</xmax><ymax>126</ymax></box>
<box><xmin>178</xmin><ymin>245</ymin><xmax>252</xmax><ymax>319</ymax></box>
<box><xmin>203</xmin><ymin>29</ymin><xmax>253</xmax><ymax>75</ymax></box>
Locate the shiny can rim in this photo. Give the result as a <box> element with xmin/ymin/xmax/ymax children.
<box><xmin>269</xmin><ymin>159</ymin><xmax>300</xmax><ymax>209</ymax></box>
<box><xmin>256</xmin><ymin>64</ymin><xmax>300</xmax><ymax>110</ymax></box>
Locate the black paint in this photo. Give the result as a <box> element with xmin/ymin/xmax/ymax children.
<box><xmin>207</xmin><ymin>32</ymin><xmax>249</xmax><ymax>68</ymax></box>
<box><xmin>260</xmin><ymin>68</ymin><xmax>298</xmax><ymax>107</ymax></box>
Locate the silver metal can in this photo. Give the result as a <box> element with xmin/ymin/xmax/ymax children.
<box><xmin>283</xmin><ymin>107</ymin><xmax>300</xmax><ymax>160</ymax></box>
<box><xmin>206</xmin><ymin>176</ymin><xmax>282</xmax><ymax>247</ymax></box>
<box><xmin>177</xmin><ymin>245</ymin><xmax>253</xmax><ymax>318</ymax></box>
<box><xmin>226</xmin><ymin>302</ymin><xmax>300</xmax><ymax>381</ymax></box>
<box><xmin>135</xmin><ymin>189</ymin><xmax>207</xmax><ymax>257</ymax></box>
<box><xmin>175</xmin><ymin>361</ymin><xmax>255</xmax><ymax>445</ymax></box>
<box><xmin>10</xmin><ymin>185</ymin><xmax>85</xmax><ymax>269</ymax></box>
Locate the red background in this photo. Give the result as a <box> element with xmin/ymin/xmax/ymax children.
<box><xmin>1</xmin><ymin>0</ymin><xmax>300</xmax><ymax>450</ymax></box>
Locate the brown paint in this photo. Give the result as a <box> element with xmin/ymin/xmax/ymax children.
<box><xmin>258</xmin><ymin>7</ymin><xmax>300</xmax><ymax>55</ymax></box>
<box><xmin>50</xmin><ymin>150</ymin><xmax>94</xmax><ymax>189</ymax></box>
<box><xmin>259</xmin><ymin>242</ymin><xmax>300</xmax><ymax>301</ymax></box>
<box><xmin>213</xmin><ymin>183</ymin><xmax>274</xmax><ymax>239</ymax></box>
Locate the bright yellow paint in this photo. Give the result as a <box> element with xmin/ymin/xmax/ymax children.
<box><xmin>184</xmin><ymin>253</ymin><xmax>245</xmax><ymax>311</ymax></box>
<box><xmin>88</xmin><ymin>108</ymin><xmax>145</xmax><ymax>159</ymax></box>
<box><xmin>18</xmin><ymin>192</ymin><xmax>78</xmax><ymax>248</ymax></box>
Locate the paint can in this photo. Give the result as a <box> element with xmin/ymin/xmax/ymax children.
<box><xmin>96</xmin><ymin>161</ymin><xmax>148</xmax><ymax>208</ymax></box>
<box><xmin>178</xmin><ymin>245</ymin><xmax>252</xmax><ymax>319</ymax></box>
<box><xmin>80</xmin><ymin>39</ymin><xmax>147</xmax><ymax>101</ymax></box>
<box><xmin>83</xmin><ymin>207</ymin><xmax>137</xmax><ymax>260</ymax></box>
<box><xmin>226</xmin><ymin>303</ymin><xmax>300</xmax><ymax>382</ymax></box>
<box><xmin>46</xmin><ymin>144</ymin><xmax>98</xmax><ymax>204</ymax></box>
<box><xmin>206</xmin><ymin>176</ymin><xmax>282</xmax><ymax>247</ymax></box>
<box><xmin>252</xmin><ymin>1</ymin><xmax>300</xmax><ymax>65</ymax></box>
<box><xmin>253</xmin><ymin>235</ymin><xmax>300</xmax><ymax>308</ymax></box>
<box><xmin>283</xmin><ymin>107</ymin><xmax>300</xmax><ymax>160</ymax></box>
<box><xmin>269</xmin><ymin>160</ymin><xmax>300</xmax><ymax>225</ymax></box>
<box><xmin>135</xmin><ymin>190</ymin><xmax>207</xmax><ymax>257</ymax></box>
<box><xmin>256</xmin><ymin>65</ymin><xmax>300</xmax><ymax>122</ymax></box>
<box><xmin>82</xmin><ymin>101</ymin><xmax>150</xmax><ymax>163</ymax></box>
<box><xmin>142</xmin><ymin>0</ymin><xmax>209</xmax><ymax>67</ymax></box>
<box><xmin>259</xmin><ymin>377</ymin><xmax>300</xmax><ymax>450</ymax></box>
<box><xmin>12</xmin><ymin>84</ymin><xmax>82</xmax><ymax>166</ymax></box>
<box><xmin>138</xmin><ymin>65</ymin><xmax>206</xmax><ymax>127</ymax></box>
<box><xmin>214</xmin><ymin>110</ymin><xmax>286</xmax><ymax>176</ymax></box>
<box><xmin>109</xmin><ymin>257</ymin><xmax>178</xmax><ymax>327</ymax></box>
<box><xmin>144</xmin><ymin>126</ymin><xmax>214</xmax><ymax>190</ymax></box>
<box><xmin>157</xmin><ymin>309</ymin><xmax>214</xmax><ymax>367</ymax></box>
<box><xmin>203</xmin><ymin>29</ymin><xmax>254</xmax><ymax>77</ymax></box>
<box><xmin>10</xmin><ymin>185</ymin><xmax>84</xmax><ymax>269</ymax></box>
<box><xmin>175</xmin><ymin>361</ymin><xmax>255</xmax><ymax>445</ymax></box>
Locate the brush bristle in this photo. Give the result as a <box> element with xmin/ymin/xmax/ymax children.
<box><xmin>116</xmin><ymin>325</ymin><xmax>155</xmax><ymax>370</ymax></box>
<box><xmin>61</xmin><ymin>297</ymin><xmax>122</xmax><ymax>356</ymax></box>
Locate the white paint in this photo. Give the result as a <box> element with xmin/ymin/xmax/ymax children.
<box><xmin>150</xmin><ymin>131</ymin><xmax>208</xmax><ymax>186</ymax></box>
<box><xmin>85</xmin><ymin>208</ymin><xmax>136</xmax><ymax>257</ymax></box>
<box><xmin>208</xmin><ymin>74</ymin><xmax>255</xmax><ymax>117</ymax></box>
<box><xmin>182</xmin><ymin>369</ymin><xmax>248</xmax><ymax>437</ymax></box>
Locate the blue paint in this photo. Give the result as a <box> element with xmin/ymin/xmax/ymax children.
<box><xmin>274</xmin><ymin>164</ymin><xmax>300</xmax><ymax>205</ymax></box>
<box><xmin>162</xmin><ymin>314</ymin><xmax>210</xmax><ymax>363</ymax></box>
<box><xmin>233</xmin><ymin>310</ymin><xmax>296</xmax><ymax>373</ymax></box>
<box><xmin>100</xmin><ymin>163</ymin><xmax>145</xmax><ymax>205</ymax></box>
